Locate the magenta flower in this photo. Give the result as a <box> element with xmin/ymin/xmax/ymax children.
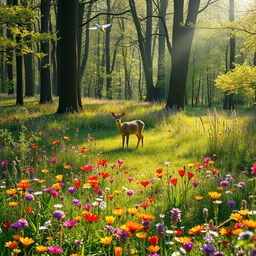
<box><xmin>50</xmin><ymin>158</ymin><xmax>58</xmax><ymax>163</ymax></box>
<box><xmin>127</xmin><ymin>177</ymin><xmax>134</xmax><ymax>182</ymax></box>
<box><xmin>44</xmin><ymin>187</ymin><xmax>53</xmax><ymax>193</ymax></box>
<box><xmin>63</xmin><ymin>220</ymin><xmax>77</xmax><ymax>228</ymax></box>
<box><xmin>109</xmin><ymin>178</ymin><xmax>115</xmax><ymax>183</ymax></box>
<box><xmin>89</xmin><ymin>137</ymin><xmax>95</xmax><ymax>141</ymax></box>
<box><xmin>83</xmin><ymin>204</ymin><xmax>92</xmax><ymax>211</ymax></box>
<box><xmin>110</xmin><ymin>164</ymin><xmax>117</xmax><ymax>169</ymax></box>
<box><xmin>52</xmin><ymin>210</ymin><xmax>65</xmax><ymax>219</ymax></box>
<box><xmin>203</xmin><ymin>157</ymin><xmax>211</xmax><ymax>163</ymax></box>
<box><xmin>118</xmin><ymin>159</ymin><xmax>124</xmax><ymax>165</ymax></box>
<box><xmin>48</xmin><ymin>246</ymin><xmax>64</xmax><ymax>253</ymax></box>
<box><xmin>51</xmin><ymin>190</ymin><xmax>59</xmax><ymax>197</ymax></box>
<box><xmin>251</xmin><ymin>165</ymin><xmax>256</xmax><ymax>174</ymax></box>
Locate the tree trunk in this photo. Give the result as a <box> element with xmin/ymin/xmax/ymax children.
<box><xmin>105</xmin><ymin>0</ymin><xmax>112</xmax><ymax>99</ymax></box>
<box><xmin>166</xmin><ymin>0</ymin><xmax>200</xmax><ymax>109</ymax></box>
<box><xmin>40</xmin><ymin>0</ymin><xmax>52</xmax><ymax>104</ymax></box>
<box><xmin>129</xmin><ymin>0</ymin><xmax>154</xmax><ymax>101</ymax></box>
<box><xmin>57</xmin><ymin>0</ymin><xmax>80</xmax><ymax>113</ymax></box>
<box><xmin>156</xmin><ymin>0</ymin><xmax>168</xmax><ymax>100</ymax></box>
<box><xmin>138</xmin><ymin>54</ymin><xmax>143</xmax><ymax>101</ymax></box>
<box><xmin>224</xmin><ymin>0</ymin><xmax>235</xmax><ymax>109</ymax></box>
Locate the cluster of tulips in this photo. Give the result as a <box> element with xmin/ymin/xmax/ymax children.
<box><xmin>0</xmin><ymin>134</ymin><xmax>256</xmax><ymax>256</ymax></box>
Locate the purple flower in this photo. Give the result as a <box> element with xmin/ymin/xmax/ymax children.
<box><xmin>225</xmin><ymin>174</ymin><xmax>234</xmax><ymax>182</ymax></box>
<box><xmin>192</xmin><ymin>182</ymin><xmax>199</xmax><ymax>187</ymax></box>
<box><xmin>237</xmin><ymin>182</ymin><xmax>246</xmax><ymax>188</ymax></box>
<box><xmin>220</xmin><ymin>180</ymin><xmax>229</xmax><ymax>187</ymax></box>
<box><xmin>109</xmin><ymin>178</ymin><xmax>115</xmax><ymax>183</ymax></box>
<box><xmin>238</xmin><ymin>231</ymin><xmax>253</xmax><ymax>240</ymax></box>
<box><xmin>74</xmin><ymin>240</ymin><xmax>83</xmax><ymax>245</ymax></box>
<box><xmin>83</xmin><ymin>204</ymin><xmax>92</xmax><ymax>211</ymax></box>
<box><xmin>127</xmin><ymin>177</ymin><xmax>134</xmax><ymax>182</ymax></box>
<box><xmin>126</xmin><ymin>190</ymin><xmax>134</xmax><ymax>196</ymax></box>
<box><xmin>183</xmin><ymin>242</ymin><xmax>194</xmax><ymax>252</ymax></box>
<box><xmin>97</xmin><ymin>190</ymin><xmax>104</xmax><ymax>196</ymax></box>
<box><xmin>72</xmin><ymin>199</ymin><xmax>81</xmax><ymax>206</ymax></box>
<box><xmin>142</xmin><ymin>220</ymin><xmax>151</xmax><ymax>231</ymax></box>
<box><xmin>11</xmin><ymin>222</ymin><xmax>23</xmax><ymax>230</ymax></box>
<box><xmin>52</xmin><ymin>210</ymin><xmax>65</xmax><ymax>219</ymax></box>
<box><xmin>68</xmin><ymin>187</ymin><xmax>77</xmax><ymax>194</ymax></box>
<box><xmin>227</xmin><ymin>200</ymin><xmax>236</xmax><ymax>207</ymax></box>
<box><xmin>156</xmin><ymin>223</ymin><xmax>165</xmax><ymax>237</ymax></box>
<box><xmin>201</xmin><ymin>244</ymin><xmax>216</xmax><ymax>255</ymax></box>
<box><xmin>24</xmin><ymin>194</ymin><xmax>34</xmax><ymax>201</ymax></box>
<box><xmin>105</xmin><ymin>225</ymin><xmax>114</xmax><ymax>231</ymax></box>
<box><xmin>18</xmin><ymin>219</ymin><xmax>28</xmax><ymax>227</ymax></box>
<box><xmin>44</xmin><ymin>187</ymin><xmax>53</xmax><ymax>193</ymax></box>
<box><xmin>170</xmin><ymin>208</ymin><xmax>181</xmax><ymax>223</ymax></box>
<box><xmin>27</xmin><ymin>189</ymin><xmax>35</xmax><ymax>193</ymax></box>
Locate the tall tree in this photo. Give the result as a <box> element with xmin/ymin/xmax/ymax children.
<box><xmin>39</xmin><ymin>0</ymin><xmax>52</xmax><ymax>104</ymax></box>
<box><xmin>155</xmin><ymin>0</ymin><xmax>168</xmax><ymax>100</ymax></box>
<box><xmin>224</xmin><ymin>0</ymin><xmax>235</xmax><ymax>109</ymax></box>
<box><xmin>13</xmin><ymin>0</ymin><xmax>24</xmax><ymax>105</ymax></box>
<box><xmin>129</xmin><ymin>0</ymin><xmax>154</xmax><ymax>101</ymax></box>
<box><xmin>57</xmin><ymin>0</ymin><xmax>81</xmax><ymax>113</ymax></box>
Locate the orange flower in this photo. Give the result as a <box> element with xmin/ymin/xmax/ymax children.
<box><xmin>147</xmin><ymin>245</ymin><xmax>160</xmax><ymax>253</ymax></box>
<box><xmin>219</xmin><ymin>228</ymin><xmax>232</xmax><ymax>236</ymax></box>
<box><xmin>208</xmin><ymin>191</ymin><xmax>222</xmax><ymax>199</ymax></box>
<box><xmin>238</xmin><ymin>209</ymin><xmax>249</xmax><ymax>216</ymax></box>
<box><xmin>17</xmin><ymin>182</ymin><xmax>30</xmax><ymax>189</ymax></box>
<box><xmin>128</xmin><ymin>208</ymin><xmax>138</xmax><ymax>215</ymax></box>
<box><xmin>114</xmin><ymin>247</ymin><xmax>123</xmax><ymax>256</ymax></box>
<box><xmin>19</xmin><ymin>237</ymin><xmax>34</xmax><ymax>246</ymax></box>
<box><xmin>242</xmin><ymin>219</ymin><xmax>256</xmax><ymax>229</ymax></box>
<box><xmin>52</xmin><ymin>140</ymin><xmax>61</xmax><ymax>144</ymax></box>
<box><xmin>100</xmin><ymin>236</ymin><xmax>112</xmax><ymax>245</ymax></box>
<box><xmin>55</xmin><ymin>175</ymin><xmax>63</xmax><ymax>182</ymax></box>
<box><xmin>97</xmin><ymin>158</ymin><xmax>108</xmax><ymax>166</ymax></box>
<box><xmin>5</xmin><ymin>241</ymin><xmax>18</xmax><ymax>248</ymax></box>
<box><xmin>194</xmin><ymin>196</ymin><xmax>204</xmax><ymax>200</ymax></box>
<box><xmin>148</xmin><ymin>236</ymin><xmax>158</xmax><ymax>245</ymax></box>
<box><xmin>232</xmin><ymin>229</ymin><xmax>244</xmax><ymax>235</ymax></box>
<box><xmin>124</xmin><ymin>221</ymin><xmax>144</xmax><ymax>232</ymax></box>
<box><xmin>105</xmin><ymin>216</ymin><xmax>115</xmax><ymax>224</ymax></box>
<box><xmin>9</xmin><ymin>202</ymin><xmax>18</xmax><ymax>207</ymax></box>
<box><xmin>63</xmin><ymin>164</ymin><xmax>71</xmax><ymax>169</ymax></box>
<box><xmin>177</xmin><ymin>237</ymin><xmax>192</xmax><ymax>243</ymax></box>
<box><xmin>136</xmin><ymin>232</ymin><xmax>147</xmax><ymax>239</ymax></box>
<box><xmin>12</xmin><ymin>235</ymin><xmax>22</xmax><ymax>240</ymax></box>
<box><xmin>137</xmin><ymin>213</ymin><xmax>155</xmax><ymax>220</ymax></box>
<box><xmin>24</xmin><ymin>206</ymin><xmax>33</xmax><ymax>214</ymax></box>
<box><xmin>230</xmin><ymin>213</ymin><xmax>243</xmax><ymax>222</ymax></box>
<box><xmin>36</xmin><ymin>246</ymin><xmax>48</xmax><ymax>252</ymax></box>
<box><xmin>147</xmin><ymin>197</ymin><xmax>156</xmax><ymax>202</ymax></box>
<box><xmin>12</xmin><ymin>249</ymin><xmax>21</xmax><ymax>254</ymax></box>
<box><xmin>211</xmin><ymin>168</ymin><xmax>219</xmax><ymax>174</ymax></box>
<box><xmin>52</xmin><ymin>183</ymin><xmax>62</xmax><ymax>190</ymax></box>
<box><xmin>188</xmin><ymin>225</ymin><xmax>204</xmax><ymax>234</ymax></box>
<box><xmin>6</xmin><ymin>189</ymin><xmax>17</xmax><ymax>195</ymax></box>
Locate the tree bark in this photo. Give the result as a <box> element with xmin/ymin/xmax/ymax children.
<box><xmin>57</xmin><ymin>0</ymin><xmax>80</xmax><ymax>113</ymax></box>
<box><xmin>40</xmin><ymin>0</ymin><xmax>52</xmax><ymax>104</ymax></box>
<box><xmin>129</xmin><ymin>0</ymin><xmax>154</xmax><ymax>101</ymax></box>
<box><xmin>166</xmin><ymin>0</ymin><xmax>200</xmax><ymax>109</ymax></box>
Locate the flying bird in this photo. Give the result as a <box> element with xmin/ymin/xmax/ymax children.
<box><xmin>89</xmin><ymin>23</ymin><xmax>112</xmax><ymax>32</ymax></box>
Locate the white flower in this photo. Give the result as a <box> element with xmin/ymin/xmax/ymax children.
<box><xmin>171</xmin><ymin>252</ymin><xmax>181</xmax><ymax>256</ymax></box>
<box><xmin>122</xmin><ymin>186</ymin><xmax>128</xmax><ymax>191</ymax></box>
<box><xmin>225</xmin><ymin>190</ymin><xmax>233</xmax><ymax>195</ymax></box>
<box><xmin>92</xmin><ymin>201</ymin><xmax>99</xmax><ymax>206</ymax></box>
<box><xmin>95</xmin><ymin>198</ymin><xmax>103</xmax><ymax>202</ymax></box>
<box><xmin>99</xmin><ymin>201</ymin><xmax>107</xmax><ymax>210</ymax></box>
<box><xmin>165</xmin><ymin>241</ymin><xmax>174</xmax><ymax>245</ymax></box>
<box><xmin>54</xmin><ymin>204</ymin><xmax>63</xmax><ymax>208</ymax></box>
<box><xmin>34</xmin><ymin>191</ymin><xmax>43</xmax><ymax>195</ymax></box>
<box><xmin>165</xmin><ymin>161</ymin><xmax>170</xmax><ymax>166</ymax></box>
<box><xmin>0</xmin><ymin>186</ymin><xmax>6</xmax><ymax>189</ymax></box>
<box><xmin>166</xmin><ymin>230</ymin><xmax>174</xmax><ymax>235</ymax></box>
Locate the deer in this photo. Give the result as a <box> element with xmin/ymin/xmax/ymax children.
<box><xmin>111</xmin><ymin>112</ymin><xmax>144</xmax><ymax>148</ymax></box>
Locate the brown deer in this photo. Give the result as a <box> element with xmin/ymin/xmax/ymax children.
<box><xmin>111</xmin><ymin>112</ymin><xmax>144</xmax><ymax>148</ymax></box>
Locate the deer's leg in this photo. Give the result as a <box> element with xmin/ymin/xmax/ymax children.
<box><xmin>122</xmin><ymin>135</ymin><xmax>125</xmax><ymax>148</ymax></box>
<box><xmin>126</xmin><ymin>135</ymin><xmax>129</xmax><ymax>148</ymax></box>
<box><xmin>141</xmin><ymin>134</ymin><xmax>144</xmax><ymax>147</ymax></box>
<box><xmin>136</xmin><ymin>134</ymin><xmax>141</xmax><ymax>148</ymax></box>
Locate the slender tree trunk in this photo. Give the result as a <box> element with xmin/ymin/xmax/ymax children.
<box><xmin>138</xmin><ymin>54</ymin><xmax>143</xmax><ymax>100</ymax></box>
<box><xmin>57</xmin><ymin>0</ymin><xmax>80</xmax><ymax>113</ymax></box>
<box><xmin>40</xmin><ymin>0</ymin><xmax>52</xmax><ymax>104</ymax></box>
<box><xmin>129</xmin><ymin>0</ymin><xmax>154</xmax><ymax>101</ymax></box>
<box><xmin>166</xmin><ymin>0</ymin><xmax>201</xmax><ymax>109</ymax></box>
<box><xmin>105</xmin><ymin>0</ymin><xmax>112</xmax><ymax>99</ymax></box>
<box><xmin>224</xmin><ymin>0</ymin><xmax>235</xmax><ymax>109</ymax></box>
<box><xmin>195</xmin><ymin>76</ymin><xmax>201</xmax><ymax>107</ymax></box>
<box><xmin>156</xmin><ymin>0</ymin><xmax>168</xmax><ymax>100</ymax></box>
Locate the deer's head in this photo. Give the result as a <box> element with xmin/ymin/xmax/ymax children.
<box><xmin>111</xmin><ymin>112</ymin><xmax>125</xmax><ymax>123</ymax></box>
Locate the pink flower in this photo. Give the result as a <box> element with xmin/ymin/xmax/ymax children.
<box><xmin>128</xmin><ymin>177</ymin><xmax>134</xmax><ymax>182</ymax></box>
<box><xmin>110</xmin><ymin>164</ymin><xmax>117</xmax><ymax>169</ymax></box>
<box><xmin>89</xmin><ymin>137</ymin><xmax>95</xmax><ymax>141</ymax></box>
<box><xmin>63</xmin><ymin>220</ymin><xmax>77</xmax><ymax>228</ymax></box>
<box><xmin>118</xmin><ymin>159</ymin><xmax>125</xmax><ymax>165</ymax></box>
<box><xmin>48</xmin><ymin>246</ymin><xmax>64</xmax><ymax>253</ymax></box>
<box><xmin>251</xmin><ymin>165</ymin><xmax>256</xmax><ymax>174</ymax></box>
<box><xmin>50</xmin><ymin>158</ymin><xmax>58</xmax><ymax>163</ymax></box>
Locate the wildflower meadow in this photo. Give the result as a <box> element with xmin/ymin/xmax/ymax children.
<box><xmin>0</xmin><ymin>98</ymin><xmax>256</xmax><ymax>256</ymax></box>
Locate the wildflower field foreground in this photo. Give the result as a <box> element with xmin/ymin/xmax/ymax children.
<box><xmin>0</xmin><ymin>97</ymin><xmax>256</xmax><ymax>255</ymax></box>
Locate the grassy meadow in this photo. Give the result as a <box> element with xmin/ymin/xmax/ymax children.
<box><xmin>0</xmin><ymin>96</ymin><xmax>256</xmax><ymax>255</ymax></box>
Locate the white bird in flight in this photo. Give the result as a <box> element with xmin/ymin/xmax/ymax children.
<box><xmin>89</xmin><ymin>23</ymin><xmax>112</xmax><ymax>32</ymax></box>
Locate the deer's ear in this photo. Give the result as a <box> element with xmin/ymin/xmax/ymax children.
<box><xmin>111</xmin><ymin>112</ymin><xmax>116</xmax><ymax>117</ymax></box>
<box><xmin>121</xmin><ymin>112</ymin><xmax>125</xmax><ymax>117</ymax></box>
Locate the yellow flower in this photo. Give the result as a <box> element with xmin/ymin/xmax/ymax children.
<box><xmin>208</xmin><ymin>191</ymin><xmax>222</xmax><ymax>199</ymax></box>
<box><xmin>41</xmin><ymin>169</ymin><xmax>49</xmax><ymax>173</ymax></box>
<box><xmin>63</xmin><ymin>165</ymin><xmax>71</xmax><ymax>169</ymax></box>
<box><xmin>187</xmin><ymin>163</ymin><xmax>194</xmax><ymax>168</ymax></box>
<box><xmin>70</xmin><ymin>254</ymin><xmax>79</xmax><ymax>256</ymax></box>
<box><xmin>113</xmin><ymin>208</ymin><xmax>125</xmax><ymax>216</ymax></box>
<box><xmin>5</xmin><ymin>241</ymin><xmax>18</xmax><ymax>248</ymax></box>
<box><xmin>177</xmin><ymin>237</ymin><xmax>192</xmax><ymax>243</ymax></box>
<box><xmin>194</xmin><ymin>196</ymin><xmax>204</xmax><ymax>200</ymax></box>
<box><xmin>136</xmin><ymin>232</ymin><xmax>147</xmax><ymax>239</ymax></box>
<box><xmin>9</xmin><ymin>202</ymin><xmax>18</xmax><ymax>207</ymax></box>
<box><xmin>238</xmin><ymin>209</ymin><xmax>249</xmax><ymax>216</ymax></box>
<box><xmin>100</xmin><ymin>236</ymin><xmax>112</xmax><ymax>245</ymax></box>
<box><xmin>12</xmin><ymin>235</ymin><xmax>22</xmax><ymax>240</ymax></box>
<box><xmin>130</xmin><ymin>249</ymin><xmax>138</xmax><ymax>255</ymax></box>
<box><xmin>52</xmin><ymin>183</ymin><xmax>61</xmax><ymax>190</ymax></box>
<box><xmin>242</xmin><ymin>219</ymin><xmax>256</xmax><ymax>229</ymax></box>
<box><xmin>128</xmin><ymin>208</ymin><xmax>138</xmax><ymax>215</ymax></box>
<box><xmin>188</xmin><ymin>225</ymin><xmax>204</xmax><ymax>235</ymax></box>
<box><xmin>38</xmin><ymin>180</ymin><xmax>46</xmax><ymax>183</ymax></box>
<box><xmin>83</xmin><ymin>183</ymin><xmax>91</xmax><ymax>188</ymax></box>
<box><xmin>12</xmin><ymin>249</ymin><xmax>21</xmax><ymax>254</ymax></box>
<box><xmin>63</xmin><ymin>136</ymin><xmax>70</xmax><ymax>140</ymax></box>
<box><xmin>147</xmin><ymin>246</ymin><xmax>160</xmax><ymax>253</ymax></box>
<box><xmin>105</xmin><ymin>216</ymin><xmax>115</xmax><ymax>224</ymax></box>
<box><xmin>36</xmin><ymin>246</ymin><xmax>48</xmax><ymax>252</ymax></box>
<box><xmin>208</xmin><ymin>161</ymin><xmax>214</xmax><ymax>164</ymax></box>
<box><xmin>232</xmin><ymin>229</ymin><xmax>244</xmax><ymax>235</ymax></box>
<box><xmin>19</xmin><ymin>237</ymin><xmax>34</xmax><ymax>246</ymax></box>
<box><xmin>75</xmin><ymin>216</ymin><xmax>82</xmax><ymax>221</ymax></box>
<box><xmin>124</xmin><ymin>221</ymin><xmax>144</xmax><ymax>232</ymax></box>
<box><xmin>55</xmin><ymin>175</ymin><xmax>63</xmax><ymax>182</ymax></box>
<box><xmin>6</xmin><ymin>189</ymin><xmax>17</xmax><ymax>195</ymax></box>
<box><xmin>230</xmin><ymin>213</ymin><xmax>243</xmax><ymax>222</ymax></box>
<box><xmin>114</xmin><ymin>246</ymin><xmax>123</xmax><ymax>256</ymax></box>
<box><xmin>114</xmin><ymin>190</ymin><xmax>122</xmax><ymax>195</ymax></box>
<box><xmin>20</xmin><ymin>179</ymin><xmax>29</xmax><ymax>183</ymax></box>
